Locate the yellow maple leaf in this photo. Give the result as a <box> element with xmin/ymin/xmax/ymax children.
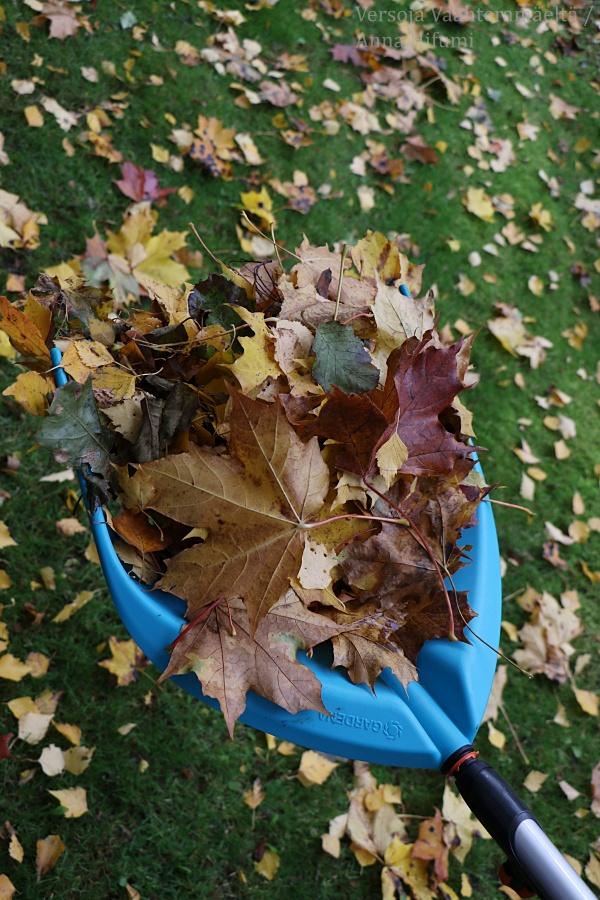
<box><xmin>98</xmin><ymin>636</ymin><xmax>147</xmax><ymax>686</ymax></box>
<box><xmin>221</xmin><ymin>307</ymin><xmax>282</xmax><ymax>393</ymax></box>
<box><xmin>2</xmin><ymin>371</ymin><xmax>55</xmax><ymax>416</ymax></box>
<box><xmin>297</xmin><ymin>750</ymin><xmax>339</xmax><ymax>786</ymax></box>
<box><xmin>239</xmin><ymin>187</ymin><xmax>276</xmax><ymax>227</ymax></box>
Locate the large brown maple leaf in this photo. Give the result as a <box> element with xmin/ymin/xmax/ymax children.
<box><xmin>135</xmin><ymin>389</ymin><xmax>331</xmax><ymax>633</ymax></box>
<box><xmin>157</xmin><ymin>593</ymin><xmax>347</xmax><ymax>737</ymax></box>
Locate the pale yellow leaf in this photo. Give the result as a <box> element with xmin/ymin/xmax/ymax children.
<box><xmin>321</xmin><ymin>833</ymin><xmax>341</xmax><ymax>857</ymax></box>
<box><xmin>523</xmin><ymin>770</ymin><xmax>548</xmax><ymax>793</ymax></box>
<box><xmin>18</xmin><ymin>711</ymin><xmax>53</xmax><ymax>744</ymax></box>
<box><xmin>552</xmin><ymin>701</ymin><xmax>570</xmax><ymax>728</ymax></box>
<box><xmin>461</xmin><ymin>872</ymin><xmax>472</xmax><ymax>896</ymax></box>
<box><xmin>487</xmin><ymin>721</ymin><xmax>506</xmax><ymax>749</ymax></box>
<box><xmin>0</xmin><ymin>569</ymin><xmax>12</xmax><ymax>590</ymax></box>
<box><xmin>47</xmin><ymin>786</ymin><xmax>88</xmax><ymax>818</ymax></box>
<box><xmin>53</xmin><ymin>722</ymin><xmax>82</xmax><ymax>745</ymax></box>
<box><xmin>0</xmin><ymin>654</ymin><xmax>31</xmax><ymax>682</ymax></box>
<box><xmin>558</xmin><ymin>779</ymin><xmax>581</xmax><ymax>801</ymax></box>
<box><xmin>39</xmin><ymin>566</ymin><xmax>55</xmax><ymax>589</ymax></box>
<box><xmin>39</xmin><ymin>743</ymin><xmax>66</xmax><ymax>776</ymax></box>
<box><xmin>55</xmin><ymin>518</ymin><xmax>87</xmax><ymax>537</ymax></box>
<box><xmin>277</xmin><ymin>741</ymin><xmax>296</xmax><ymax>756</ymax></box>
<box><xmin>52</xmin><ymin>590</ymin><xmax>94</xmax><ymax>623</ymax></box>
<box><xmin>376</xmin><ymin>433</ymin><xmax>408</xmax><ymax>489</ymax></box>
<box><xmin>0</xmin><ymin>521</ymin><xmax>17</xmax><ymax>549</ymax></box>
<box><xmin>297</xmin><ymin>749</ymin><xmax>339</xmax><ymax>786</ymax></box>
<box><xmin>573</xmin><ymin>687</ymin><xmax>598</xmax><ymax>717</ymax></box>
<box><xmin>0</xmin><ymin>874</ymin><xmax>16</xmax><ymax>897</ymax></box>
<box><xmin>463</xmin><ymin>187</ymin><xmax>495</xmax><ymax>222</ymax></box>
<box><xmin>585</xmin><ymin>853</ymin><xmax>600</xmax><ymax>890</ymax></box>
<box><xmin>8</xmin><ymin>832</ymin><xmax>24</xmax><ymax>864</ymax></box>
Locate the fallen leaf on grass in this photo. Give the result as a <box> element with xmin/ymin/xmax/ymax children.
<box><xmin>0</xmin><ymin>654</ymin><xmax>33</xmax><ymax>682</ymax></box>
<box><xmin>0</xmin><ymin>522</ymin><xmax>17</xmax><ymax>549</ymax></box>
<box><xmin>98</xmin><ymin>637</ymin><xmax>148</xmax><ymax>686</ymax></box>
<box><xmin>53</xmin><ymin>590</ymin><xmax>95</xmax><ymax>623</ymax></box>
<box><xmin>36</xmin><ymin>834</ymin><xmax>66</xmax><ymax>879</ymax></box>
<box><xmin>524</xmin><ymin>770</ymin><xmax>548</xmax><ymax>793</ymax></box>
<box><xmin>254</xmin><ymin>848</ymin><xmax>280</xmax><ymax>880</ymax></box>
<box><xmin>0</xmin><ymin>875</ymin><xmax>16</xmax><ymax>897</ymax></box>
<box><xmin>298</xmin><ymin>750</ymin><xmax>339</xmax><ymax>786</ymax></box>
<box><xmin>55</xmin><ymin>517</ymin><xmax>87</xmax><ymax>537</ymax></box>
<box><xmin>573</xmin><ymin>687</ymin><xmax>599</xmax><ymax>717</ymax></box>
<box><xmin>47</xmin><ymin>786</ymin><xmax>88</xmax><ymax>818</ymax></box>
<box><xmin>39</xmin><ymin>743</ymin><xmax>66</xmax><ymax>776</ymax></box>
<box><xmin>558</xmin><ymin>779</ymin><xmax>581</xmax><ymax>801</ymax></box>
<box><xmin>243</xmin><ymin>778</ymin><xmax>265</xmax><ymax>809</ymax></box>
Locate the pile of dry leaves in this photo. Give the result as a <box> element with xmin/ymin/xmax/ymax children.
<box><xmin>0</xmin><ymin>230</ymin><xmax>491</xmax><ymax>735</ymax></box>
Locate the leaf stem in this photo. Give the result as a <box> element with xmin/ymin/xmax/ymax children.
<box><xmin>170</xmin><ymin>596</ymin><xmax>226</xmax><ymax>650</ymax></box>
<box><xmin>306</xmin><ymin>512</ymin><xmax>409</xmax><ymax>531</ymax></box>
<box><xmin>483</xmin><ymin>497</ymin><xmax>534</xmax><ymax>516</ymax></box>
<box><xmin>333</xmin><ymin>243</ymin><xmax>348</xmax><ymax>323</ymax></box>
<box><xmin>240</xmin><ymin>211</ymin><xmax>303</xmax><ymax>261</ymax></box>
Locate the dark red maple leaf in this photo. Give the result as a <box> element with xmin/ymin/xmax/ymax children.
<box><xmin>114</xmin><ymin>161</ymin><xmax>177</xmax><ymax>203</ymax></box>
<box><xmin>376</xmin><ymin>333</ymin><xmax>476</xmax><ymax>476</ymax></box>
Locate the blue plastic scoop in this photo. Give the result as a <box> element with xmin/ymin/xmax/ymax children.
<box><xmin>50</xmin><ymin>347</ymin><xmax>595</xmax><ymax>900</ymax></box>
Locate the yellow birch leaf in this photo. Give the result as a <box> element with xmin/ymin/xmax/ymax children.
<box><xmin>85</xmin><ymin>541</ymin><xmax>100</xmax><ymax>564</ymax></box>
<box><xmin>585</xmin><ymin>853</ymin><xmax>600</xmax><ymax>890</ymax></box>
<box><xmin>376</xmin><ymin>433</ymin><xmax>408</xmax><ymax>489</ymax></box>
<box><xmin>7</xmin><ymin>696</ymin><xmax>38</xmax><ymax>719</ymax></box>
<box><xmin>487</xmin><ymin>721</ymin><xmax>506</xmax><ymax>749</ymax></box>
<box><xmin>53</xmin><ymin>722</ymin><xmax>82</xmax><ymax>745</ymax></box>
<box><xmin>277</xmin><ymin>741</ymin><xmax>296</xmax><ymax>755</ymax></box>
<box><xmin>36</xmin><ymin>834</ymin><xmax>66</xmax><ymax>879</ymax></box>
<box><xmin>0</xmin><ymin>522</ymin><xmax>18</xmax><ymax>549</ymax></box>
<box><xmin>2</xmin><ymin>370</ymin><xmax>55</xmax><ymax>416</ymax></box>
<box><xmin>529</xmin><ymin>202</ymin><xmax>554</xmax><ymax>232</ymax></box>
<box><xmin>254</xmin><ymin>849</ymin><xmax>280</xmax><ymax>881</ymax></box>
<box><xmin>47</xmin><ymin>786</ymin><xmax>88</xmax><ymax>818</ymax></box>
<box><xmin>0</xmin><ymin>874</ymin><xmax>16</xmax><ymax>897</ymax></box>
<box><xmin>523</xmin><ymin>770</ymin><xmax>548</xmax><ymax>793</ymax></box>
<box><xmin>461</xmin><ymin>872</ymin><xmax>473</xmax><ymax>896</ymax></box>
<box><xmin>463</xmin><ymin>187</ymin><xmax>495</xmax><ymax>222</ymax></box>
<box><xmin>439</xmin><ymin>884</ymin><xmax>460</xmax><ymax>900</ymax></box>
<box><xmin>351</xmin><ymin>844</ymin><xmax>377</xmax><ymax>867</ymax></box>
<box><xmin>573</xmin><ymin>687</ymin><xmax>599</xmax><ymax>716</ymax></box>
<box><xmin>18</xmin><ymin>711</ymin><xmax>53</xmax><ymax>744</ymax></box>
<box><xmin>98</xmin><ymin>636</ymin><xmax>146</xmax><ymax>686</ymax></box>
<box><xmin>64</xmin><ymin>745</ymin><xmax>95</xmax><ymax>775</ymax></box>
<box><xmin>553</xmin><ymin>701</ymin><xmax>570</xmax><ymax>728</ymax></box>
<box><xmin>24</xmin><ymin>104</ymin><xmax>44</xmax><ymax>126</ymax></box>
<box><xmin>0</xmin><ymin>330</ymin><xmax>17</xmax><ymax>359</ymax></box>
<box><xmin>322</xmin><ymin>833</ymin><xmax>341</xmax><ymax>857</ymax></box>
<box><xmin>0</xmin><ymin>654</ymin><xmax>31</xmax><ymax>682</ymax></box>
<box><xmin>0</xmin><ymin>569</ymin><xmax>11</xmax><ymax>590</ymax></box>
<box><xmin>265</xmin><ymin>733</ymin><xmax>276</xmax><ymax>750</ymax></box>
<box><xmin>53</xmin><ymin>590</ymin><xmax>95</xmax><ymax>623</ymax></box>
<box><xmin>39</xmin><ymin>566</ymin><xmax>55</xmax><ymax>589</ymax></box>
<box><xmin>9</xmin><ymin>832</ymin><xmax>24</xmax><ymax>863</ymax></box>
<box><xmin>239</xmin><ymin>186</ymin><xmax>275</xmax><ymax>226</ymax></box>
<box><xmin>297</xmin><ymin>749</ymin><xmax>339</xmax><ymax>786</ymax></box>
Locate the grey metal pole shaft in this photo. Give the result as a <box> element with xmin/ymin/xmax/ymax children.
<box><xmin>513</xmin><ymin>819</ymin><xmax>597</xmax><ymax>900</ymax></box>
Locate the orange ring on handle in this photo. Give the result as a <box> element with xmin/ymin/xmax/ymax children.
<box><xmin>446</xmin><ymin>749</ymin><xmax>479</xmax><ymax>778</ymax></box>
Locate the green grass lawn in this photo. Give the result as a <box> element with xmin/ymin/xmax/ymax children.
<box><xmin>1</xmin><ymin>1</ymin><xmax>599</xmax><ymax>897</ymax></box>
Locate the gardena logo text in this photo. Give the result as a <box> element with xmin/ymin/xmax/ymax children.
<box><xmin>319</xmin><ymin>712</ymin><xmax>403</xmax><ymax>740</ymax></box>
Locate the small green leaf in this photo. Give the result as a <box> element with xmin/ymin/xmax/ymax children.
<box><xmin>37</xmin><ymin>377</ymin><xmax>112</xmax><ymax>478</ymax></box>
<box><xmin>312</xmin><ymin>321</ymin><xmax>380</xmax><ymax>394</ymax></box>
